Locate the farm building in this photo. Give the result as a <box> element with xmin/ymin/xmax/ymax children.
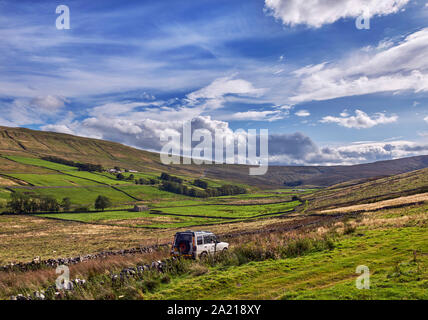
<box><xmin>132</xmin><ymin>205</ymin><xmax>149</xmax><ymax>212</ymax></box>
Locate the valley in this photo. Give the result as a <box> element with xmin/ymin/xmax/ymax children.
<box><xmin>0</xmin><ymin>127</ymin><xmax>427</xmax><ymax>300</ymax></box>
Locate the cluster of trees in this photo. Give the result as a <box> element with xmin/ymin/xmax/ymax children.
<box><xmin>193</xmin><ymin>178</ymin><xmax>247</xmax><ymax>197</ymax></box>
<box><xmin>208</xmin><ymin>184</ymin><xmax>247</xmax><ymax>197</ymax></box>
<box><xmin>283</xmin><ymin>180</ymin><xmax>303</xmax><ymax>187</ymax></box>
<box><xmin>116</xmin><ymin>173</ymin><xmax>135</xmax><ymax>181</ymax></box>
<box><xmin>193</xmin><ymin>179</ymin><xmax>208</xmax><ymax>189</ymax></box>
<box><xmin>160</xmin><ymin>172</ymin><xmax>183</xmax><ymax>184</ymax></box>
<box><xmin>135</xmin><ymin>177</ymin><xmax>158</xmax><ymax>185</ymax></box>
<box><xmin>6</xmin><ymin>193</ymin><xmax>112</xmax><ymax>214</ymax></box>
<box><xmin>6</xmin><ymin>193</ymin><xmax>70</xmax><ymax>214</ymax></box>
<box><xmin>159</xmin><ymin>181</ymin><xmax>208</xmax><ymax>198</ymax></box>
<box><xmin>158</xmin><ymin>174</ymin><xmax>247</xmax><ymax>198</ymax></box>
<box><xmin>42</xmin><ymin>156</ymin><xmax>103</xmax><ymax>172</ymax></box>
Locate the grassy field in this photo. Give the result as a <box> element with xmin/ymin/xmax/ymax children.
<box><xmin>115</xmin><ymin>185</ymin><xmax>192</xmax><ymax>201</ymax></box>
<box><xmin>18</xmin><ymin>186</ymin><xmax>135</xmax><ymax>208</ymax></box>
<box><xmin>3</xmin><ymin>155</ymin><xmax>77</xmax><ymax>171</ymax></box>
<box><xmin>6</xmin><ymin>173</ymin><xmax>103</xmax><ymax>187</ymax></box>
<box><xmin>33</xmin><ymin>199</ymin><xmax>301</xmax><ymax>227</ymax></box>
<box><xmin>0</xmin><ymin>129</ymin><xmax>427</xmax><ymax>300</ymax></box>
<box><xmin>2</xmin><ymin>201</ymin><xmax>425</xmax><ymax>300</ymax></box>
<box><xmin>147</xmin><ymin>226</ymin><xmax>428</xmax><ymax>300</ymax></box>
<box><xmin>36</xmin><ymin>210</ymin><xmax>232</xmax><ymax>229</ymax></box>
<box><xmin>64</xmin><ymin>171</ymin><xmax>131</xmax><ymax>185</ymax></box>
<box><xmin>153</xmin><ymin>201</ymin><xmax>300</xmax><ymax>218</ymax></box>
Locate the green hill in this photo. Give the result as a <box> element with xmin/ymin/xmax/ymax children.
<box><xmin>1</xmin><ymin>125</ymin><xmax>427</xmax><ymax>188</ymax></box>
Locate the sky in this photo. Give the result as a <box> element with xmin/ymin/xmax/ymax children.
<box><xmin>0</xmin><ymin>0</ymin><xmax>427</xmax><ymax>165</ymax></box>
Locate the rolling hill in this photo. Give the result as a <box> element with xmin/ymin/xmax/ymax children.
<box><xmin>1</xmin><ymin>125</ymin><xmax>427</xmax><ymax>187</ymax></box>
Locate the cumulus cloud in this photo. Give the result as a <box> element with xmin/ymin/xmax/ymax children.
<box><xmin>264</xmin><ymin>0</ymin><xmax>409</xmax><ymax>28</ymax></box>
<box><xmin>425</xmin><ymin>116</ymin><xmax>428</xmax><ymax>123</ymax></box>
<box><xmin>326</xmin><ymin>140</ymin><xmax>428</xmax><ymax>164</ymax></box>
<box><xmin>268</xmin><ymin>132</ymin><xmax>317</xmax><ymax>157</ymax></box>
<box><xmin>320</xmin><ymin>109</ymin><xmax>397</xmax><ymax>129</ymax></box>
<box><xmin>42</xmin><ymin>124</ymin><xmax>74</xmax><ymax>135</ymax></box>
<box><xmin>43</xmin><ymin>109</ymin><xmax>427</xmax><ymax>166</ymax></box>
<box><xmin>295</xmin><ymin>109</ymin><xmax>310</xmax><ymax>117</ymax></box>
<box><xmin>0</xmin><ymin>96</ymin><xmax>68</xmax><ymax>126</ymax></box>
<box><xmin>268</xmin><ymin>135</ymin><xmax>428</xmax><ymax>165</ymax></box>
<box><xmin>291</xmin><ymin>28</ymin><xmax>428</xmax><ymax>102</ymax></box>
<box><xmin>30</xmin><ymin>95</ymin><xmax>67</xmax><ymax>112</ymax></box>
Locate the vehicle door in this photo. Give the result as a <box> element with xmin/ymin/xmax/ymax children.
<box><xmin>211</xmin><ymin>235</ymin><xmax>218</xmax><ymax>253</ymax></box>
<box><xmin>196</xmin><ymin>236</ymin><xmax>203</xmax><ymax>255</ymax></box>
<box><xmin>203</xmin><ymin>235</ymin><xmax>214</xmax><ymax>254</ymax></box>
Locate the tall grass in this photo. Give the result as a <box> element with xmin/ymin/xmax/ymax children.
<box><xmin>4</xmin><ymin>230</ymin><xmax>336</xmax><ymax>300</ymax></box>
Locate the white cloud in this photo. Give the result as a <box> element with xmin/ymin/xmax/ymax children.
<box><xmin>42</xmin><ymin>124</ymin><xmax>74</xmax><ymax>135</ymax></box>
<box><xmin>328</xmin><ymin>140</ymin><xmax>428</xmax><ymax>163</ymax></box>
<box><xmin>0</xmin><ymin>96</ymin><xmax>68</xmax><ymax>126</ymax></box>
<box><xmin>31</xmin><ymin>95</ymin><xmax>67</xmax><ymax>111</ymax></box>
<box><xmin>291</xmin><ymin>28</ymin><xmax>428</xmax><ymax>102</ymax></box>
<box><xmin>186</xmin><ymin>76</ymin><xmax>266</xmax><ymax>102</ymax></box>
<box><xmin>320</xmin><ymin>110</ymin><xmax>398</xmax><ymax>129</ymax></box>
<box><xmin>41</xmin><ymin>111</ymin><xmax>428</xmax><ymax>166</ymax></box>
<box><xmin>264</xmin><ymin>0</ymin><xmax>409</xmax><ymax>28</ymax></box>
<box><xmin>340</xmin><ymin>110</ymin><xmax>350</xmax><ymax>117</ymax></box>
<box><xmin>425</xmin><ymin>116</ymin><xmax>428</xmax><ymax>123</ymax></box>
<box><xmin>225</xmin><ymin>110</ymin><xmax>284</xmax><ymax>122</ymax></box>
<box><xmin>295</xmin><ymin>109</ymin><xmax>310</xmax><ymax>117</ymax></box>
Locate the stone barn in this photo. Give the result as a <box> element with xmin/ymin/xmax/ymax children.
<box><xmin>132</xmin><ymin>205</ymin><xmax>149</xmax><ymax>212</ymax></box>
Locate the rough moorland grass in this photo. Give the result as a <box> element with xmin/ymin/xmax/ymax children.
<box><xmin>145</xmin><ymin>227</ymin><xmax>428</xmax><ymax>300</ymax></box>
<box><xmin>0</xmin><ymin>247</ymin><xmax>171</xmax><ymax>299</ymax></box>
<box><xmin>0</xmin><ymin>214</ymin><xmax>171</xmax><ymax>265</ymax></box>
<box><xmin>306</xmin><ymin>168</ymin><xmax>428</xmax><ymax>210</ymax></box>
<box><xmin>11</xmin><ymin>236</ymin><xmax>334</xmax><ymax>300</ymax></box>
<box><xmin>0</xmin><ymin>213</ymin><xmax>298</xmax><ymax>264</ymax></box>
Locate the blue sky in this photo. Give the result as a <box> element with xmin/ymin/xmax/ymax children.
<box><xmin>0</xmin><ymin>0</ymin><xmax>427</xmax><ymax>165</ymax></box>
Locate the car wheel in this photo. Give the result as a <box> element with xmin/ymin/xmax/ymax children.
<box><xmin>199</xmin><ymin>252</ymin><xmax>208</xmax><ymax>260</ymax></box>
<box><xmin>222</xmin><ymin>247</ymin><xmax>228</xmax><ymax>252</ymax></box>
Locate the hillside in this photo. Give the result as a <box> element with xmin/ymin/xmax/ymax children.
<box><xmin>302</xmin><ymin>167</ymin><xmax>428</xmax><ymax>211</ymax></box>
<box><xmin>1</xmin><ymin>126</ymin><xmax>428</xmax><ymax>188</ymax></box>
<box><xmin>1</xmin><ymin>147</ymin><xmax>427</xmax><ymax>300</ymax></box>
<box><xmin>1</xmin><ymin>166</ymin><xmax>427</xmax><ymax>300</ymax></box>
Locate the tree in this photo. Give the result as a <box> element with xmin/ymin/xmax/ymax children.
<box><xmin>116</xmin><ymin>173</ymin><xmax>125</xmax><ymax>180</ymax></box>
<box><xmin>7</xmin><ymin>192</ymin><xmax>27</xmax><ymax>214</ymax></box>
<box><xmin>95</xmin><ymin>195</ymin><xmax>111</xmax><ymax>211</ymax></box>
<box><xmin>193</xmin><ymin>179</ymin><xmax>208</xmax><ymax>189</ymax></box>
<box><xmin>61</xmin><ymin>197</ymin><xmax>72</xmax><ymax>211</ymax></box>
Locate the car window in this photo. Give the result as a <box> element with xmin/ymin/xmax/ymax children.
<box><xmin>197</xmin><ymin>236</ymin><xmax>203</xmax><ymax>245</ymax></box>
<box><xmin>174</xmin><ymin>233</ymin><xmax>192</xmax><ymax>246</ymax></box>
<box><xmin>203</xmin><ymin>235</ymin><xmax>211</xmax><ymax>244</ymax></box>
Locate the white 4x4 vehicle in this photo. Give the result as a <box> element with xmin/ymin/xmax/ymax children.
<box><xmin>171</xmin><ymin>230</ymin><xmax>229</xmax><ymax>259</ymax></box>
